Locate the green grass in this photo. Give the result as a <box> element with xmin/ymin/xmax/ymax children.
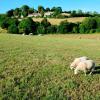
<box><xmin>0</xmin><ymin>33</ymin><xmax>100</xmax><ymax>100</ymax></box>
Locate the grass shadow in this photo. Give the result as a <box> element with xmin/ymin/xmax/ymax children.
<box><xmin>93</xmin><ymin>66</ymin><xmax>100</xmax><ymax>74</ymax></box>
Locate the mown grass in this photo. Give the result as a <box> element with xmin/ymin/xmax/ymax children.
<box><xmin>32</xmin><ymin>17</ymin><xmax>86</xmax><ymax>25</ymax></box>
<box><xmin>0</xmin><ymin>33</ymin><xmax>100</xmax><ymax>100</ymax></box>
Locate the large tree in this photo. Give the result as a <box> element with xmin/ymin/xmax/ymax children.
<box><xmin>53</xmin><ymin>7</ymin><xmax>62</xmax><ymax>17</ymax></box>
<box><xmin>57</xmin><ymin>20</ymin><xmax>71</xmax><ymax>33</ymax></box>
<box><xmin>13</xmin><ymin>8</ymin><xmax>20</xmax><ymax>17</ymax></box>
<box><xmin>38</xmin><ymin>5</ymin><xmax>45</xmax><ymax>13</ymax></box>
<box><xmin>8</xmin><ymin>24</ymin><xmax>19</xmax><ymax>34</ymax></box>
<box><xmin>18</xmin><ymin>18</ymin><xmax>36</xmax><ymax>35</ymax></box>
<box><xmin>6</xmin><ymin>9</ymin><xmax>14</xmax><ymax>17</ymax></box>
<box><xmin>41</xmin><ymin>18</ymin><xmax>51</xmax><ymax>28</ymax></box>
<box><xmin>21</xmin><ymin>5</ymin><xmax>29</xmax><ymax>17</ymax></box>
<box><xmin>51</xmin><ymin>7</ymin><xmax>56</xmax><ymax>11</ymax></box>
<box><xmin>45</xmin><ymin>7</ymin><xmax>50</xmax><ymax>12</ymax></box>
<box><xmin>21</xmin><ymin>5</ymin><xmax>29</xmax><ymax>11</ymax></box>
<box><xmin>28</xmin><ymin>8</ymin><xmax>34</xmax><ymax>14</ymax></box>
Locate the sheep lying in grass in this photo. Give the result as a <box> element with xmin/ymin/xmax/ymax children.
<box><xmin>70</xmin><ymin>56</ymin><xmax>88</xmax><ymax>70</ymax></box>
<box><xmin>74</xmin><ymin>60</ymin><xmax>95</xmax><ymax>75</ymax></box>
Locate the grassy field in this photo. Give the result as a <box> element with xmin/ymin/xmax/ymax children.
<box><xmin>0</xmin><ymin>33</ymin><xmax>100</xmax><ymax>100</ymax></box>
<box><xmin>32</xmin><ymin>17</ymin><xmax>86</xmax><ymax>25</ymax></box>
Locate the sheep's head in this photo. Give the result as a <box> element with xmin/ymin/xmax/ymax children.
<box><xmin>70</xmin><ymin>58</ymin><xmax>80</xmax><ymax>70</ymax></box>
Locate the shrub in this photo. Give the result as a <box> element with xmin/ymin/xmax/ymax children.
<box><xmin>0</xmin><ymin>18</ymin><xmax>10</xmax><ymax>29</ymax></box>
<box><xmin>13</xmin><ymin>8</ymin><xmax>20</xmax><ymax>17</ymax></box>
<box><xmin>0</xmin><ymin>14</ymin><xmax>7</xmax><ymax>26</ymax></box>
<box><xmin>47</xmin><ymin>25</ymin><xmax>57</xmax><ymax>34</ymax></box>
<box><xmin>89</xmin><ymin>29</ymin><xmax>96</xmax><ymax>33</ymax></box>
<box><xmin>72</xmin><ymin>26</ymin><xmax>79</xmax><ymax>33</ymax></box>
<box><xmin>37</xmin><ymin>25</ymin><xmax>45</xmax><ymax>34</ymax></box>
<box><xmin>41</xmin><ymin>18</ymin><xmax>51</xmax><ymax>28</ymax></box>
<box><xmin>1</xmin><ymin>17</ymin><xmax>19</xmax><ymax>29</ymax></box>
<box><xmin>8</xmin><ymin>18</ymin><xmax>19</xmax><ymax>26</ymax></box>
<box><xmin>94</xmin><ymin>17</ymin><xmax>100</xmax><ymax>29</ymax></box>
<box><xmin>6</xmin><ymin>9</ymin><xmax>14</xmax><ymax>17</ymax></box>
<box><xmin>56</xmin><ymin>14</ymin><xmax>68</xmax><ymax>18</ymax></box>
<box><xmin>53</xmin><ymin>7</ymin><xmax>62</xmax><ymax>17</ymax></box>
<box><xmin>22</xmin><ymin>11</ymin><xmax>28</xmax><ymax>17</ymax></box>
<box><xmin>57</xmin><ymin>20</ymin><xmax>70</xmax><ymax>33</ymax></box>
<box><xmin>79</xmin><ymin>24</ymin><xmax>86</xmax><ymax>33</ymax></box>
<box><xmin>84</xmin><ymin>17</ymin><xmax>97</xmax><ymax>29</ymax></box>
<box><xmin>96</xmin><ymin>28</ymin><xmax>100</xmax><ymax>33</ymax></box>
<box><xmin>72</xmin><ymin>23</ymin><xmax>80</xmax><ymax>33</ymax></box>
<box><xmin>8</xmin><ymin>24</ymin><xmax>19</xmax><ymax>34</ymax></box>
<box><xmin>18</xmin><ymin>18</ymin><xmax>36</xmax><ymax>35</ymax></box>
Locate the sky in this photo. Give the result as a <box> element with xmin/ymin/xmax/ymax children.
<box><xmin>0</xmin><ymin>0</ymin><xmax>100</xmax><ymax>13</ymax></box>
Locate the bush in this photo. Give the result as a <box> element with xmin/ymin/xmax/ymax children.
<box><xmin>37</xmin><ymin>25</ymin><xmax>45</xmax><ymax>34</ymax></box>
<box><xmin>41</xmin><ymin>18</ymin><xmax>51</xmax><ymax>28</ymax></box>
<box><xmin>0</xmin><ymin>18</ymin><xmax>10</xmax><ymax>29</ymax></box>
<box><xmin>94</xmin><ymin>17</ymin><xmax>100</xmax><ymax>29</ymax></box>
<box><xmin>0</xmin><ymin>17</ymin><xmax>19</xmax><ymax>29</ymax></box>
<box><xmin>96</xmin><ymin>28</ymin><xmax>100</xmax><ymax>33</ymax></box>
<box><xmin>72</xmin><ymin>26</ymin><xmax>79</xmax><ymax>33</ymax></box>
<box><xmin>57</xmin><ymin>20</ymin><xmax>70</xmax><ymax>33</ymax></box>
<box><xmin>8</xmin><ymin>18</ymin><xmax>19</xmax><ymax>26</ymax></box>
<box><xmin>6</xmin><ymin>9</ymin><xmax>14</xmax><ymax>17</ymax></box>
<box><xmin>56</xmin><ymin>14</ymin><xmax>68</xmax><ymax>18</ymax></box>
<box><xmin>18</xmin><ymin>18</ymin><xmax>36</xmax><ymax>35</ymax></box>
<box><xmin>53</xmin><ymin>7</ymin><xmax>62</xmax><ymax>17</ymax></box>
<box><xmin>79</xmin><ymin>24</ymin><xmax>86</xmax><ymax>33</ymax></box>
<box><xmin>46</xmin><ymin>25</ymin><xmax>57</xmax><ymax>34</ymax></box>
<box><xmin>89</xmin><ymin>29</ymin><xmax>96</xmax><ymax>33</ymax></box>
<box><xmin>8</xmin><ymin>24</ymin><xmax>19</xmax><ymax>34</ymax></box>
<box><xmin>84</xmin><ymin>17</ymin><xmax>97</xmax><ymax>29</ymax></box>
<box><xmin>0</xmin><ymin>14</ymin><xmax>7</xmax><ymax>26</ymax></box>
<box><xmin>22</xmin><ymin>11</ymin><xmax>28</xmax><ymax>17</ymax></box>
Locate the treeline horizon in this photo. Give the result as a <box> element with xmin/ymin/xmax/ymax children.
<box><xmin>0</xmin><ymin>16</ymin><xmax>100</xmax><ymax>35</ymax></box>
<box><xmin>1</xmin><ymin>5</ymin><xmax>100</xmax><ymax>18</ymax></box>
<box><xmin>0</xmin><ymin>5</ymin><xmax>100</xmax><ymax>35</ymax></box>
<box><xmin>2</xmin><ymin>5</ymin><xmax>100</xmax><ymax>14</ymax></box>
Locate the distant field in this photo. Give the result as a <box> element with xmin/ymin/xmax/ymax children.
<box><xmin>0</xmin><ymin>28</ymin><xmax>7</xmax><ymax>33</ymax></box>
<box><xmin>0</xmin><ymin>33</ymin><xmax>100</xmax><ymax>99</ymax></box>
<box><xmin>32</xmin><ymin>17</ymin><xmax>86</xmax><ymax>25</ymax></box>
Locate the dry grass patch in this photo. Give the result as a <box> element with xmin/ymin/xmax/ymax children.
<box><xmin>32</xmin><ymin>17</ymin><xmax>86</xmax><ymax>25</ymax></box>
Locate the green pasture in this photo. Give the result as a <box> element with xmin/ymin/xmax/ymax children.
<box><xmin>0</xmin><ymin>34</ymin><xmax>100</xmax><ymax>100</ymax></box>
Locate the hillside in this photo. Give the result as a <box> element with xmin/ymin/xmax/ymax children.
<box><xmin>0</xmin><ymin>33</ymin><xmax>100</xmax><ymax>99</ymax></box>
<box><xmin>32</xmin><ymin>17</ymin><xmax>86</xmax><ymax>25</ymax></box>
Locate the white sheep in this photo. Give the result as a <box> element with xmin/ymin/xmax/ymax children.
<box><xmin>74</xmin><ymin>60</ymin><xmax>95</xmax><ymax>75</ymax></box>
<box><xmin>70</xmin><ymin>56</ymin><xmax>88</xmax><ymax>70</ymax></box>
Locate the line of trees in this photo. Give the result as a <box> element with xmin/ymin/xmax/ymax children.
<box><xmin>0</xmin><ymin>14</ymin><xmax>100</xmax><ymax>34</ymax></box>
<box><xmin>5</xmin><ymin>5</ymin><xmax>100</xmax><ymax>18</ymax></box>
<box><xmin>6</xmin><ymin>5</ymin><xmax>63</xmax><ymax>18</ymax></box>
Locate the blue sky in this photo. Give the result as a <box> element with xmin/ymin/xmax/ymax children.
<box><xmin>0</xmin><ymin>0</ymin><xmax>100</xmax><ymax>13</ymax></box>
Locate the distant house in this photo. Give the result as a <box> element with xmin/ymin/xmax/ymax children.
<box><xmin>61</xmin><ymin>13</ymin><xmax>70</xmax><ymax>17</ymax></box>
<box><xmin>44</xmin><ymin>12</ymin><xmax>54</xmax><ymax>17</ymax></box>
<box><xmin>21</xmin><ymin>15</ymin><xmax>24</xmax><ymax>18</ymax></box>
<box><xmin>33</xmin><ymin>13</ymin><xmax>41</xmax><ymax>17</ymax></box>
<box><xmin>28</xmin><ymin>14</ymin><xmax>34</xmax><ymax>17</ymax></box>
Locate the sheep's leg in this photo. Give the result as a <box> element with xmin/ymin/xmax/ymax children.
<box><xmin>84</xmin><ymin>70</ymin><xmax>87</xmax><ymax>76</ymax></box>
<box><xmin>89</xmin><ymin>68</ymin><xmax>94</xmax><ymax>75</ymax></box>
<box><xmin>74</xmin><ymin>68</ymin><xmax>78</xmax><ymax>75</ymax></box>
<box><xmin>85</xmin><ymin>72</ymin><xmax>87</xmax><ymax>76</ymax></box>
<box><xmin>89</xmin><ymin>70</ymin><xmax>92</xmax><ymax>75</ymax></box>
